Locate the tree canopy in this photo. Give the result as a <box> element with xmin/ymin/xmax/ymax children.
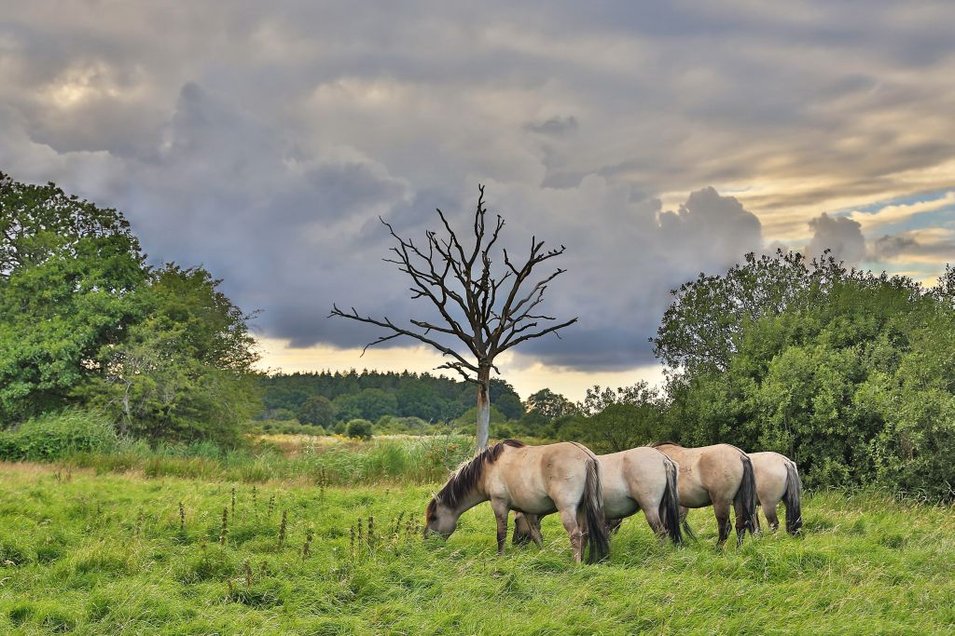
<box><xmin>658</xmin><ymin>251</ymin><xmax>955</xmax><ymax>501</ymax></box>
<box><xmin>0</xmin><ymin>173</ymin><xmax>259</xmax><ymax>445</ymax></box>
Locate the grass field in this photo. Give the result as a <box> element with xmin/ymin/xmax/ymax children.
<box><xmin>0</xmin><ymin>461</ymin><xmax>952</xmax><ymax>635</ymax></box>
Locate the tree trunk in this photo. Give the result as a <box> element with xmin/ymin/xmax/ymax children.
<box><xmin>476</xmin><ymin>365</ymin><xmax>491</xmax><ymax>451</ymax></box>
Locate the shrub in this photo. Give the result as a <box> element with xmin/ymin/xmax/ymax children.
<box><xmin>0</xmin><ymin>409</ymin><xmax>118</xmax><ymax>461</ymax></box>
<box><xmin>345</xmin><ymin>419</ymin><xmax>373</xmax><ymax>440</ymax></box>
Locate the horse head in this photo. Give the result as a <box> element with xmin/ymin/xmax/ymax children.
<box><xmin>424</xmin><ymin>496</ymin><xmax>457</xmax><ymax>539</ymax></box>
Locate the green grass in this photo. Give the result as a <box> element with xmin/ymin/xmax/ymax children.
<box><xmin>0</xmin><ymin>462</ymin><xmax>952</xmax><ymax>635</ymax></box>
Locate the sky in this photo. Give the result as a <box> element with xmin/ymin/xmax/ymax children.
<box><xmin>2</xmin><ymin>1</ymin><xmax>954</xmax><ymax>401</ymax></box>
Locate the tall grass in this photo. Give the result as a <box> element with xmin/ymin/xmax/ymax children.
<box><xmin>59</xmin><ymin>434</ymin><xmax>473</xmax><ymax>485</ymax></box>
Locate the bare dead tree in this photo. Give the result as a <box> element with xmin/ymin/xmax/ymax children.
<box><xmin>331</xmin><ymin>185</ymin><xmax>577</xmax><ymax>450</ymax></box>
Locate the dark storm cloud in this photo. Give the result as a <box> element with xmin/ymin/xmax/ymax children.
<box><xmin>2</xmin><ymin>1</ymin><xmax>954</xmax><ymax>371</ymax></box>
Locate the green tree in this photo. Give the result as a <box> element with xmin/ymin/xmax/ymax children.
<box><xmin>0</xmin><ymin>173</ymin><xmax>146</xmax><ymax>423</ymax></box>
<box><xmin>490</xmin><ymin>379</ymin><xmax>524</xmax><ymax>420</ymax></box>
<box><xmin>78</xmin><ymin>266</ymin><xmax>260</xmax><ymax>445</ymax></box>
<box><xmin>658</xmin><ymin>250</ymin><xmax>955</xmax><ymax>498</ymax></box>
<box><xmin>524</xmin><ymin>388</ymin><xmax>575</xmax><ymax>421</ymax></box>
<box><xmin>574</xmin><ymin>382</ymin><xmax>667</xmax><ymax>452</ymax></box>
<box><xmin>1</xmin><ymin>174</ymin><xmax>262</xmax><ymax>444</ymax></box>
<box><xmin>653</xmin><ymin>250</ymin><xmax>844</xmax><ymax>372</ymax></box>
<box><xmin>296</xmin><ymin>395</ymin><xmax>337</xmax><ymax>428</ymax></box>
<box><xmin>334</xmin><ymin>388</ymin><xmax>398</xmax><ymax>422</ymax></box>
<box><xmin>345</xmin><ymin>418</ymin><xmax>373</xmax><ymax>440</ymax></box>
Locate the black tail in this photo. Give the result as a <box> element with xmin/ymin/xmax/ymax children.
<box><xmin>581</xmin><ymin>457</ymin><xmax>611</xmax><ymax>564</ymax></box>
<box><xmin>736</xmin><ymin>454</ymin><xmax>758</xmax><ymax>536</ymax></box>
<box><xmin>783</xmin><ymin>460</ymin><xmax>803</xmax><ymax>536</ymax></box>
<box><xmin>681</xmin><ymin>515</ymin><xmax>696</xmax><ymax>541</ymax></box>
<box><xmin>659</xmin><ymin>457</ymin><xmax>683</xmax><ymax>545</ymax></box>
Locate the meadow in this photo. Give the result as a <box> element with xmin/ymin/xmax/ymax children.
<box><xmin>0</xmin><ymin>452</ymin><xmax>953</xmax><ymax>635</ymax></box>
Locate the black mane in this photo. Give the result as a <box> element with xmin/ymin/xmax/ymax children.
<box><xmin>429</xmin><ymin>439</ymin><xmax>525</xmax><ymax>513</ymax></box>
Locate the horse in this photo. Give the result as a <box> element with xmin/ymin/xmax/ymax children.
<box><xmin>424</xmin><ymin>439</ymin><xmax>610</xmax><ymax>564</ymax></box>
<box><xmin>749</xmin><ymin>451</ymin><xmax>803</xmax><ymax>535</ymax></box>
<box><xmin>511</xmin><ymin>446</ymin><xmax>683</xmax><ymax>546</ymax></box>
<box><xmin>651</xmin><ymin>442</ymin><xmax>758</xmax><ymax>547</ymax></box>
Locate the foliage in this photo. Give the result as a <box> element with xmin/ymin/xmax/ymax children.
<box><xmin>77</xmin><ymin>265</ymin><xmax>260</xmax><ymax>446</ymax></box>
<box><xmin>345</xmin><ymin>419</ymin><xmax>373</xmax><ymax>440</ymax></box>
<box><xmin>451</xmin><ymin>405</ymin><xmax>508</xmax><ymax>433</ymax></box>
<box><xmin>569</xmin><ymin>382</ymin><xmax>670</xmax><ymax>453</ymax></box>
<box><xmin>373</xmin><ymin>415</ymin><xmax>432</xmax><ymax>435</ymax></box>
<box><xmin>295</xmin><ymin>395</ymin><xmax>336</xmax><ymax>428</ymax></box>
<box><xmin>653</xmin><ymin>249</ymin><xmax>845</xmax><ymax>372</ymax></box>
<box><xmin>259</xmin><ymin>371</ymin><xmax>524</xmax><ymax>430</ymax></box>
<box><xmin>334</xmin><ymin>388</ymin><xmax>398</xmax><ymax>422</ymax></box>
<box><xmin>0</xmin><ymin>464</ymin><xmax>952</xmax><ymax>634</ymax></box>
<box><xmin>0</xmin><ymin>172</ymin><xmax>146</xmax><ymax>422</ymax></box>
<box><xmin>659</xmin><ymin>251</ymin><xmax>955</xmax><ymax>500</ymax></box>
<box><xmin>0</xmin><ymin>173</ymin><xmax>260</xmax><ymax>445</ymax></box>
<box><xmin>0</xmin><ymin>409</ymin><xmax>117</xmax><ymax>460</ymax></box>
<box><xmin>523</xmin><ymin>388</ymin><xmax>576</xmax><ymax>421</ymax></box>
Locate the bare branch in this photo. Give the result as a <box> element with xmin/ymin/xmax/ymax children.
<box><xmin>330</xmin><ymin>304</ymin><xmax>478</xmax><ymax>373</ymax></box>
<box><xmin>331</xmin><ymin>185</ymin><xmax>576</xmax><ymax>443</ymax></box>
<box><xmin>500</xmin><ymin>317</ymin><xmax>579</xmax><ymax>352</ymax></box>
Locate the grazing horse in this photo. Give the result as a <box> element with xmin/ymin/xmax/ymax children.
<box><xmin>511</xmin><ymin>446</ymin><xmax>683</xmax><ymax>546</ymax></box>
<box><xmin>424</xmin><ymin>440</ymin><xmax>610</xmax><ymax>564</ymax></box>
<box><xmin>652</xmin><ymin>442</ymin><xmax>758</xmax><ymax>547</ymax></box>
<box><xmin>749</xmin><ymin>451</ymin><xmax>803</xmax><ymax>535</ymax></box>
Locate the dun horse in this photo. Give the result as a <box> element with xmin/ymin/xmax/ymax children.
<box><xmin>511</xmin><ymin>446</ymin><xmax>683</xmax><ymax>546</ymax></box>
<box><xmin>749</xmin><ymin>451</ymin><xmax>803</xmax><ymax>535</ymax></box>
<box><xmin>424</xmin><ymin>440</ymin><xmax>610</xmax><ymax>564</ymax></box>
<box><xmin>652</xmin><ymin>442</ymin><xmax>758</xmax><ymax>547</ymax></box>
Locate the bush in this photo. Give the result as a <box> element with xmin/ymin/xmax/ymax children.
<box><xmin>345</xmin><ymin>419</ymin><xmax>373</xmax><ymax>440</ymax></box>
<box><xmin>0</xmin><ymin>409</ymin><xmax>118</xmax><ymax>460</ymax></box>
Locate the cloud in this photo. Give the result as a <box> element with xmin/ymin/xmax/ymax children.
<box><xmin>658</xmin><ymin>186</ymin><xmax>763</xmax><ymax>266</ymax></box>
<box><xmin>525</xmin><ymin>116</ymin><xmax>579</xmax><ymax>137</ymax></box>
<box><xmin>1</xmin><ymin>1</ymin><xmax>954</xmax><ymax>375</ymax></box>
<box><xmin>807</xmin><ymin>213</ymin><xmax>866</xmax><ymax>265</ymax></box>
<box><xmin>870</xmin><ymin>229</ymin><xmax>955</xmax><ymax>264</ymax></box>
<box><xmin>848</xmin><ymin>191</ymin><xmax>955</xmax><ymax>231</ymax></box>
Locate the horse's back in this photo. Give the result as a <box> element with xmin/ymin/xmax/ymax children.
<box><xmin>620</xmin><ymin>446</ymin><xmax>679</xmax><ymax>508</ymax></box>
<box><xmin>659</xmin><ymin>443</ymin><xmax>748</xmax><ymax>506</ymax></box>
<box><xmin>493</xmin><ymin>442</ymin><xmax>595</xmax><ymax>514</ymax></box>
<box><xmin>748</xmin><ymin>451</ymin><xmax>791</xmax><ymax>504</ymax></box>
<box><xmin>609</xmin><ymin>447</ymin><xmax>672</xmax><ymax>515</ymax></box>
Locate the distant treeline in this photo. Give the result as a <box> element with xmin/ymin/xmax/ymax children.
<box><xmin>257</xmin><ymin>370</ymin><xmax>525</xmax><ymax>431</ymax></box>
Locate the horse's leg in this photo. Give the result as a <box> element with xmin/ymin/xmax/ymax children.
<box><xmin>763</xmin><ymin>502</ymin><xmax>780</xmax><ymax>533</ymax></box>
<box><xmin>643</xmin><ymin>508</ymin><xmax>665</xmax><ymax>538</ymax></box>
<box><xmin>530</xmin><ymin>515</ymin><xmax>544</xmax><ymax>546</ymax></box>
<box><xmin>512</xmin><ymin>513</ymin><xmax>545</xmax><ymax>547</ymax></box>
<box><xmin>491</xmin><ymin>499</ymin><xmax>509</xmax><ymax>555</ymax></box>
<box><xmin>558</xmin><ymin>507</ymin><xmax>584</xmax><ymax>563</ymax></box>
<box><xmin>713</xmin><ymin>500</ymin><xmax>732</xmax><ymax>547</ymax></box>
<box><xmin>679</xmin><ymin>505</ymin><xmax>694</xmax><ymax>536</ymax></box>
